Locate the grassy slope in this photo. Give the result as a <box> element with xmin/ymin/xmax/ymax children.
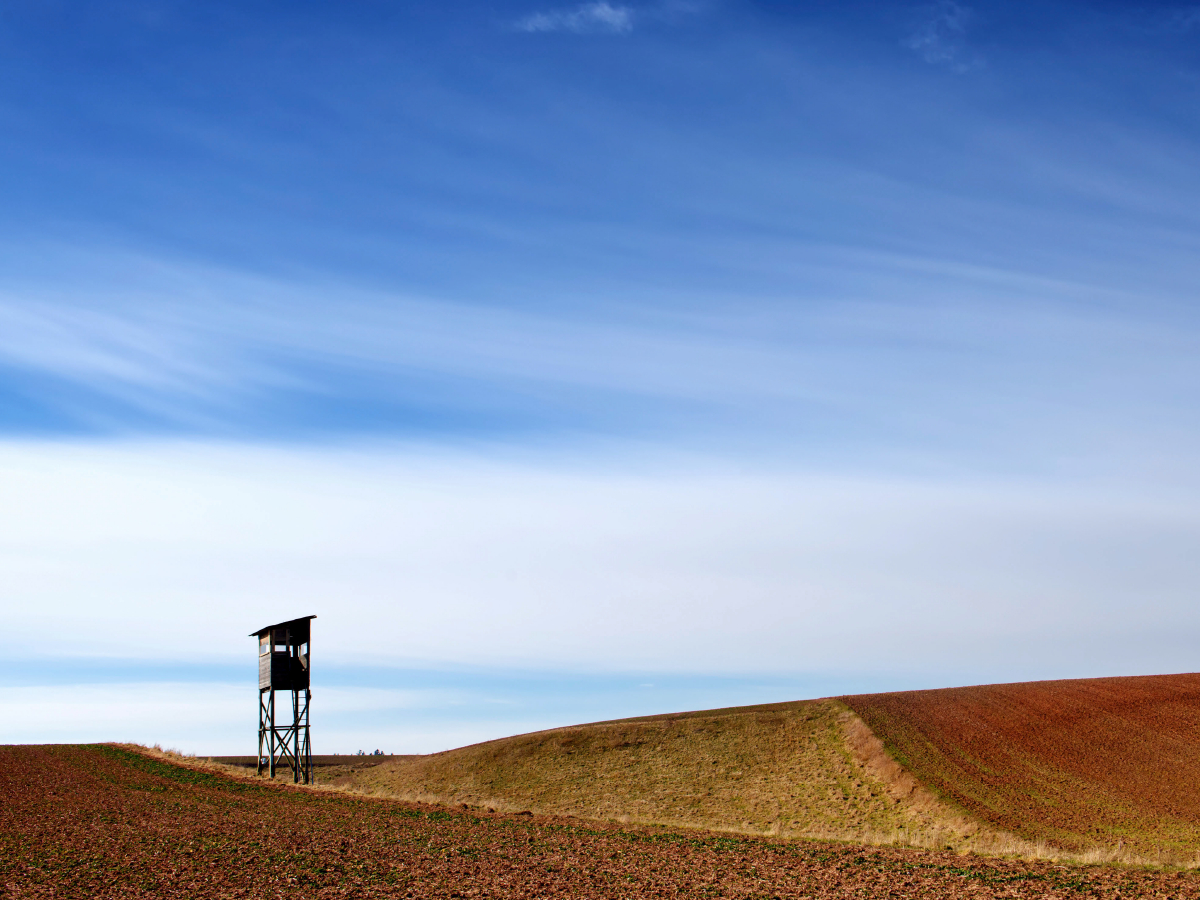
<box><xmin>325</xmin><ymin>699</ymin><xmax>979</xmax><ymax>847</ymax></box>
<box><xmin>843</xmin><ymin>673</ymin><xmax>1200</xmax><ymax>860</ymax></box>
<box><xmin>324</xmin><ymin>674</ymin><xmax>1200</xmax><ymax>862</ymax></box>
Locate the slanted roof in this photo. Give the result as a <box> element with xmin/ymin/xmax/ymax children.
<box><xmin>250</xmin><ymin>615</ymin><xmax>317</xmax><ymax>638</ymax></box>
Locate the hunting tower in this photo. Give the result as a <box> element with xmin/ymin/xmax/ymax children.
<box><xmin>251</xmin><ymin>615</ymin><xmax>315</xmax><ymax>784</ymax></box>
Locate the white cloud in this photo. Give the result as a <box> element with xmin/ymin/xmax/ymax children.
<box><xmin>0</xmin><ymin>682</ymin><xmax>249</xmax><ymax>749</ymax></box>
<box><xmin>516</xmin><ymin>2</ymin><xmax>635</xmax><ymax>34</ymax></box>
<box><xmin>0</xmin><ymin>682</ymin><xmax>546</xmax><ymax>754</ymax></box>
<box><xmin>905</xmin><ymin>1</ymin><xmax>980</xmax><ymax>71</ymax></box>
<box><xmin>4</xmin><ymin>243</ymin><xmax>1200</xmax><ymax>477</ymax></box>
<box><xmin>5</xmin><ymin>441</ymin><xmax>1200</xmax><ymax>751</ymax></box>
<box><xmin>2</xmin><ymin>441</ymin><xmax>1199</xmax><ymax>681</ymax></box>
<box><xmin>1161</xmin><ymin>6</ymin><xmax>1200</xmax><ymax>32</ymax></box>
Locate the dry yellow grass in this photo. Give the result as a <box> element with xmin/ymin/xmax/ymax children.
<box><xmin>322</xmin><ymin>698</ymin><xmax>1031</xmax><ymax>851</ymax></box>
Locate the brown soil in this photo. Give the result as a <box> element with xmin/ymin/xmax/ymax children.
<box><xmin>843</xmin><ymin>673</ymin><xmax>1200</xmax><ymax>860</ymax></box>
<box><xmin>4</xmin><ymin>743</ymin><xmax>1196</xmax><ymax>899</ymax></box>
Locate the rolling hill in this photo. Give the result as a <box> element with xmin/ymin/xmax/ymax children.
<box><xmin>321</xmin><ymin>673</ymin><xmax>1200</xmax><ymax>863</ymax></box>
<box><xmin>320</xmin><ymin>698</ymin><xmax>1012</xmax><ymax>853</ymax></box>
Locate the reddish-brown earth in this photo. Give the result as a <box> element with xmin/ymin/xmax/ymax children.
<box><xmin>843</xmin><ymin>673</ymin><xmax>1200</xmax><ymax>858</ymax></box>
<box><xmin>4</xmin><ymin>744</ymin><xmax>1196</xmax><ymax>899</ymax></box>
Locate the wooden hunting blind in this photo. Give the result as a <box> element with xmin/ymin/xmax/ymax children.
<box><xmin>251</xmin><ymin>615</ymin><xmax>315</xmax><ymax>783</ymax></box>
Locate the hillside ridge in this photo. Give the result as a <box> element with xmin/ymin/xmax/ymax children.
<box><xmin>321</xmin><ymin>697</ymin><xmax>1016</xmax><ymax>852</ymax></box>
<box><xmin>320</xmin><ymin>673</ymin><xmax>1200</xmax><ymax>864</ymax></box>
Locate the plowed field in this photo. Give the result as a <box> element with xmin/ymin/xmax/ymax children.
<box><xmin>844</xmin><ymin>673</ymin><xmax>1200</xmax><ymax>859</ymax></box>
<box><xmin>4</xmin><ymin>744</ymin><xmax>1195</xmax><ymax>899</ymax></box>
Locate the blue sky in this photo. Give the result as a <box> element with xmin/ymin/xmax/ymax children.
<box><xmin>3</xmin><ymin>0</ymin><xmax>1200</xmax><ymax>752</ymax></box>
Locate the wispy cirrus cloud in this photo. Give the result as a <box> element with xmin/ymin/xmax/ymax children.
<box><xmin>905</xmin><ymin>0</ymin><xmax>980</xmax><ymax>71</ymax></box>
<box><xmin>516</xmin><ymin>1</ymin><xmax>635</xmax><ymax>34</ymax></box>
<box><xmin>1160</xmin><ymin>6</ymin><xmax>1200</xmax><ymax>32</ymax></box>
